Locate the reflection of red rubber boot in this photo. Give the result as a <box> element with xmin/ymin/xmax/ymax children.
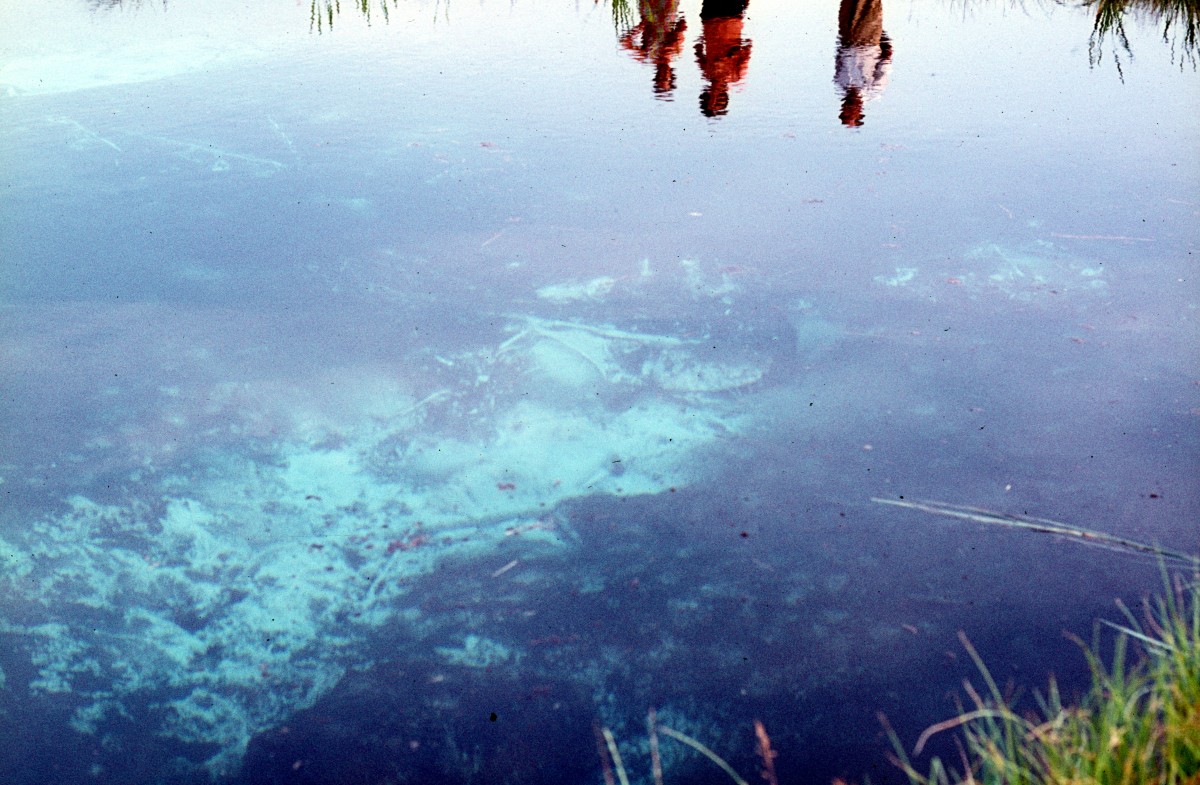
<box><xmin>839</xmin><ymin>89</ymin><xmax>865</xmax><ymax>127</ymax></box>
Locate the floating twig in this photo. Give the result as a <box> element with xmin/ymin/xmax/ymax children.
<box><xmin>1050</xmin><ymin>233</ymin><xmax>1154</xmax><ymax>242</ymax></box>
<box><xmin>871</xmin><ymin>497</ymin><xmax>1197</xmax><ymax>566</ymax></box>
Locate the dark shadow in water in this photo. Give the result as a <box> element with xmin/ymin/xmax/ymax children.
<box><xmin>834</xmin><ymin>0</ymin><xmax>892</xmax><ymax>128</ymax></box>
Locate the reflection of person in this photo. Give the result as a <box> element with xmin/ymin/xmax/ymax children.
<box><xmin>620</xmin><ymin>0</ymin><xmax>689</xmax><ymax>97</ymax></box>
<box><xmin>694</xmin><ymin>0</ymin><xmax>752</xmax><ymax>117</ymax></box>
<box><xmin>834</xmin><ymin>0</ymin><xmax>892</xmax><ymax>127</ymax></box>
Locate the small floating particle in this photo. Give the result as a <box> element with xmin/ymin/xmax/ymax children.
<box><xmin>497</xmin><ymin>482</ymin><xmax>516</xmax><ymax>491</ymax></box>
<box><xmin>902</xmin><ymin>623</ymin><xmax>919</xmax><ymax>635</ymax></box>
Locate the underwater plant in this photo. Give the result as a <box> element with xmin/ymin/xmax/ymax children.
<box><xmin>595</xmin><ymin>709</ymin><xmax>780</xmax><ymax>785</ymax></box>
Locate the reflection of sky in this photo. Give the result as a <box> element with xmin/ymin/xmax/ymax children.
<box><xmin>3</xmin><ymin>0</ymin><xmax>1195</xmax><ymax>286</ymax></box>
<box><xmin>0</xmin><ymin>1</ymin><xmax>1194</xmax><ymax>545</ymax></box>
<box><xmin>4</xmin><ymin>0</ymin><xmax>1196</xmax><ymax>248</ymax></box>
<box><xmin>3</xmin><ymin>0</ymin><xmax>1195</xmax><ymax>110</ymax></box>
<box><xmin>3</xmin><ymin>0</ymin><xmax>1196</xmax><ymax>329</ymax></box>
<box><xmin>3</xmin><ymin>0</ymin><xmax>1196</xmax><ymax>175</ymax></box>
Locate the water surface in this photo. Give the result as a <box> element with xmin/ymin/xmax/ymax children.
<box><xmin>1</xmin><ymin>1</ymin><xmax>1197</xmax><ymax>783</ymax></box>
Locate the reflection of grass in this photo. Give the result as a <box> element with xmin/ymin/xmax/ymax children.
<box><xmin>607</xmin><ymin>0</ymin><xmax>637</xmax><ymax>34</ymax></box>
<box><xmin>885</xmin><ymin>572</ymin><xmax>1200</xmax><ymax>785</ymax></box>
<box><xmin>1083</xmin><ymin>0</ymin><xmax>1199</xmax><ymax>73</ymax></box>
<box><xmin>948</xmin><ymin>0</ymin><xmax>1196</xmax><ymax>73</ymax></box>
<box><xmin>308</xmin><ymin>0</ymin><xmax>637</xmax><ymax>33</ymax></box>
<box><xmin>310</xmin><ymin>0</ymin><xmax>396</xmax><ymax>32</ymax></box>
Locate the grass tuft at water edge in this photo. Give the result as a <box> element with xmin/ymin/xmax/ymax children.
<box><xmin>883</xmin><ymin>569</ymin><xmax>1200</xmax><ymax>785</ymax></box>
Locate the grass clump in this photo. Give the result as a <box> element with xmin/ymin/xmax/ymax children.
<box><xmin>886</xmin><ymin>571</ymin><xmax>1200</xmax><ymax>785</ymax></box>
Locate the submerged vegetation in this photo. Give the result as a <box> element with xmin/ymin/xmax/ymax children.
<box><xmin>595</xmin><ymin>710</ymin><xmax>780</xmax><ymax>785</ymax></box>
<box><xmin>885</xmin><ymin>570</ymin><xmax>1200</xmax><ymax>785</ymax></box>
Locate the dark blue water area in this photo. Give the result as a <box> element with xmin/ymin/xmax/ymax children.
<box><xmin>1</xmin><ymin>1</ymin><xmax>1198</xmax><ymax>784</ymax></box>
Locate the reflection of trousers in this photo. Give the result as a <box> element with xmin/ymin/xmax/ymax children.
<box><xmin>835</xmin><ymin>46</ymin><xmax>888</xmax><ymax>95</ymax></box>
<box><xmin>838</xmin><ymin>0</ymin><xmax>883</xmax><ymax>47</ymax></box>
<box><xmin>700</xmin><ymin>0</ymin><xmax>749</xmax><ymax>20</ymax></box>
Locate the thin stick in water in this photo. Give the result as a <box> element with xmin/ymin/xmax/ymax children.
<box><xmin>658</xmin><ymin>726</ymin><xmax>750</xmax><ymax>785</ymax></box>
<box><xmin>602</xmin><ymin>727</ymin><xmax>632</xmax><ymax>785</ymax></box>
<box><xmin>647</xmin><ymin>708</ymin><xmax>664</xmax><ymax>785</ymax></box>
<box><xmin>871</xmin><ymin>497</ymin><xmax>1197</xmax><ymax>566</ymax></box>
<box><xmin>754</xmin><ymin>720</ymin><xmax>780</xmax><ymax>785</ymax></box>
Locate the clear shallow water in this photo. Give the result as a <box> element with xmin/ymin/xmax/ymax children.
<box><xmin>0</xmin><ymin>1</ymin><xmax>1197</xmax><ymax>783</ymax></box>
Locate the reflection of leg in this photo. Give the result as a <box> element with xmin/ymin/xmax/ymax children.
<box><xmin>653</xmin><ymin>61</ymin><xmax>677</xmax><ymax>95</ymax></box>
<box><xmin>838</xmin><ymin>0</ymin><xmax>884</xmax><ymax>47</ymax></box>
